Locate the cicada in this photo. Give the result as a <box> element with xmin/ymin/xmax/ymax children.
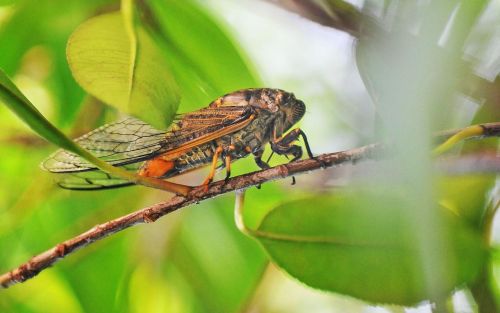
<box><xmin>42</xmin><ymin>88</ymin><xmax>314</xmax><ymax>190</ymax></box>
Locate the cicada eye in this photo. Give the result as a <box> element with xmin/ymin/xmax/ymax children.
<box><xmin>292</xmin><ymin>100</ymin><xmax>306</xmax><ymax>121</ymax></box>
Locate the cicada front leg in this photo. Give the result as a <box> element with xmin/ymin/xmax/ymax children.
<box><xmin>270</xmin><ymin>128</ymin><xmax>314</xmax><ymax>161</ymax></box>
<box><xmin>270</xmin><ymin>128</ymin><xmax>318</xmax><ymax>186</ymax></box>
<box><xmin>252</xmin><ymin>148</ymin><xmax>270</xmax><ymax>170</ymax></box>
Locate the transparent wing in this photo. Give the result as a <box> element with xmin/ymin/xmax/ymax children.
<box><xmin>42</xmin><ymin>117</ymin><xmax>168</xmax><ymax>173</ymax></box>
<box><xmin>42</xmin><ymin>106</ymin><xmax>253</xmax><ymax>176</ymax></box>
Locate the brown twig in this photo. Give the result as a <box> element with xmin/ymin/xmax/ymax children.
<box><xmin>0</xmin><ymin>144</ymin><xmax>382</xmax><ymax>289</ymax></box>
<box><xmin>1</xmin><ymin>122</ymin><xmax>500</xmax><ymax>289</ymax></box>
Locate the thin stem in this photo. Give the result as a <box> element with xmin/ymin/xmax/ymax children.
<box><xmin>0</xmin><ymin>144</ymin><xmax>381</xmax><ymax>289</ymax></box>
<box><xmin>234</xmin><ymin>189</ymin><xmax>251</xmax><ymax>236</ymax></box>
<box><xmin>433</xmin><ymin>125</ymin><xmax>486</xmax><ymax>156</ymax></box>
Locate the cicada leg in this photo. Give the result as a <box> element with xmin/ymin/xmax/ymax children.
<box><xmin>251</xmin><ymin>148</ymin><xmax>269</xmax><ymax>190</ymax></box>
<box><xmin>201</xmin><ymin>145</ymin><xmax>236</xmax><ymax>191</ymax></box>
<box><xmin>270</xmin><ymin>128</ymin><xmax>318</xmax><ymax>185</ymax></box>
<box><xmin>201</xmin><ymin>146</ymin><xmax>223</xmax><ymax>191</ymax></box>
<box><xmin>223</xmin><ymin>145</ymin><xmax>236</xmax><ymax>182</ymax></box>
<box><xmin>252</xmin><ymin>148</ymin><xmax>270</xmax><ymax>170</ymax></box>
<box><xmin>271</xmin><ymin>128</ymin><xmax>314</xmax><ymax>160</ymax></box>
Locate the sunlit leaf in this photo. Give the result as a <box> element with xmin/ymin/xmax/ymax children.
<box><xmin>67</xmin><ymin>12</ymin><xmax>180</xmax><ymax>128</ymax></box>
<box><xmin>255</xmin><ymin>190</ymin><xmax>486</xmax><ymax>305</ymax></box>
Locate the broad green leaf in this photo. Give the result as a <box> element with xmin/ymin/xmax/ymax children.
<box><xmin>255</xmin><ymin>191</ymin><xmax>486</xmax><ymax>305</ymax></box>
<box><xmin>144</xmin><ymin>0</ymin><xmax>261</xmax><ymax>111</ymax></box>
<box><xmin>67</xmin><ymin>12</ymin><xmax>180</xmax><ymax>128</ymax></box>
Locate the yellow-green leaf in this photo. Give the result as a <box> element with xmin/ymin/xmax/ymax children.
<box><xmin>67</xmin><ymin>12</ymin><xmax>179</xmax><ymax>128</ymax></box>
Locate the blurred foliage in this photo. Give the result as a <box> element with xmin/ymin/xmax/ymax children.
<box><xmin>0</xmin><ymin>0</ymin><xmax>114</xmax><ymax>127</ymax></box>
<box><xmin>0</xmin><ymin>0</ymin><xmax>500</xmax><ymax>312</ymax></box>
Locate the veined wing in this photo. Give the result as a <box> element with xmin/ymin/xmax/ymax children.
<box><xmin>42</xmin><ymin>117</ymin><xmax>168</xmax><ymax>173</ymax></box>
<box><xmin>42</xmin><ymin>105</ymin><xmax>254</xmax><ymax>174</ymax></box>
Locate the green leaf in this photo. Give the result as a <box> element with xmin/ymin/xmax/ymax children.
<box><xmin>255</xmin><ymin>190</ymin><xmax>486</xmax><ymax>305</ymax></box>
<box><xmin>67</xmin><ymin>12</ymin><xmax>180</xmax><ymax>129</ymax></box>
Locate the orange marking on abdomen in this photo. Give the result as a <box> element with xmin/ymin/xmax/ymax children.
<box><xmin>139</xmin><ymin>157</ymin><xmax>175</xmax><ymax>178</ymax></box>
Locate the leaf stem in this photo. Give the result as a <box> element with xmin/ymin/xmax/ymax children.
<box><xmin>433</xmin><ymin>125</ymin><xmax>485</xmax><ymax>155</ymax></box>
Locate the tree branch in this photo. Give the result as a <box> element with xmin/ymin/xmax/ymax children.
<box><xmin>1</xmin><ymin>122</ymin><xmax>500</xmax><ymax>289</ymax></box>
<box><xmin>0</xmin><ymin>144</ymin><xmax>381</xmax><ymax>289</ymax></box>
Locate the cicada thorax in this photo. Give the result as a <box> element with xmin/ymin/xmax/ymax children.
<box><xmin>212</xmin><ymin>88</ymin><xmax>288</xmax><ymax>112</ymax></box>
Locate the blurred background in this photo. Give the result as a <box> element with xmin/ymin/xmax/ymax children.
<box><xmin>0</xmin><ymin>0</ymin><xmax>499</xmax><ymax>312</ymax></box>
